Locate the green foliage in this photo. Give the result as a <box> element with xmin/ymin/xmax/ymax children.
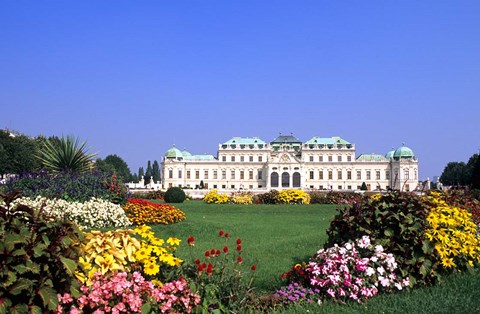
<box><xmin>152</xmin><ymin>160</ymin><xmax>161</xmax><ymax>183</ymax></box>
<box><xmin>257</xmin><ymin>190</ymin><xmax>279</xmax><ymax>204</ymax></box>
<box><xmin>164</xmin><ymin>187</ymin><xmax>186</xmax><ymax>203</ymax></box>
<box><xmin>0</xmin><ymin>191</ymin><xmax>83</xmax><ymax>312</ymax></box>
<box><xmin>309</xmin><ymin>191</ymin><xmax>364</xmax><ymax>204</ymax></box>
<box><xmin>0</xmin><ymin>130</ymin><xmax>41</xmax><ymax>174</ymax></box>
<box><xmin>440</xmin><ymin>161</ymin><xmax>468</xmax><ymax>186</ymax></box>
<box><xmin>36</xmin><ymin>135</ymin><xmax>97</xmax><ymax>174</ymax></box>
<box><xmin>471</xmin><ymin>154</ymin><xmax>480</xmax><ymax>190</ymax></box>
<box><xmin>130</xmin><ymin>189</ymin><xmax>165</xmax><ymax>200</ymax></box>
<box><xmin>4</xmin><ymin>171</ymin><xmax>128</xmax><ymax>204</ymax></box>
<box><xmin>325</xmin><ymin>192</ymin><xmax>440</xmax><ymax>287</ymax></box>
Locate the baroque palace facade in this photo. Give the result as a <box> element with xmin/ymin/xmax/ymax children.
<box><xmin>161</xmin><ymin>135</ymin><xmax>419</xmax><ymax>192</ymax></box>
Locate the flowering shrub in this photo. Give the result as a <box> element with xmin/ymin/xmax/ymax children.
<box><xmin>309</xmin><ymin>191</ymin><xmax>364</xmax><ymax>205</ymax></box>
<box><xmin>183</xmin><ymin>230</ymin><xmax>257</xmax><ymax>312</ymax></box>
<box><xmin>277</xmin><ymin>189</ymin><xmax>311</xmax><ymax>204</ymax></box>
<box><xmin>438</xmin><ymin>190</ymin><xmax>480</xmax><ymax>228</ymax></box>
<box><xmin>305</xmin><ymin>236</ymin><xmax>408</xmax><ymax>303</ymax></box>
<box><xmin>274</xmin><ymin>282</ymin><xmax>319</xmax><ymax>306</ymax></box>
<box><xmin>257</xmin><ymin>190</ymin><xmax>279</xmax><ymax>204</ymax></box>
<box><xmin>78</xmin><ymin>226</ymin><xmax>183</xmax><ymax>285</ymax></box>
<box><xmin>425</xmin><ymin>192</ymin><xmax>480</xmax><ymax>269</ymax></box>
<box><xmin>56</xmin><ymin>272</ymin><xmax>200</xmax><ymax>313</ymax></box>
<box><xmin>203</xmin><ymin>189</ymin><xmax>230</xmax><ymax>204</ymax></box>
<box><xmin>10</xmin><ymin>196</ymin><xmax>131</xmax><ymax>229</ymax></box>
<box><xmin>231</xmin><ymin>192</ymin><xmax>254</xmax><ymax>205</ymax></box>
<box><xmin>123</xmin><ymin>198</ymin><xmax>186</xmax><ymax>225</ymax></box>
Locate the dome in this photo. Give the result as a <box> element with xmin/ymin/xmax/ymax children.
<box><xmin>385</xmin><ymin>148</ymin><xmax>395</xmax><ymax>159</ymax></box>
<box><xmin>393</xmin><ymin>145</ymin><xmax>415</xmax><ymax>159</ymax></box>
<box><xmin>165</xmin><ymin>146</ymin><xmax>183</xmax><ymax>159</ymax></box>
<box><xmin>182</xmin><ymin>150</ymin><xmax>192</xmax><ymax>157</ymax></box>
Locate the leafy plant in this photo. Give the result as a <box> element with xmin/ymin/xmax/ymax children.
<box><xmin>182</xmin><ymin>230</ymin><xmax>257</xmax><ymax>312</ymax></box>
<box><xmin>0</xmin><ymin>191</ymin><xmax>84</xmax><ymax>313</ymax></box>
<box><xmin>164</xmin><ymin>186</ymin><xmax>186</xmax><ymax>203</ymax></box>
<box><xmin>35</xmin><ymin>135</ymin><xmax>97</xmax><ymax>174</ymax></box>
<box><xmin>325</xmin><ymin>192</ymin><xmax>438</xmax><ymax>287</ymax></box>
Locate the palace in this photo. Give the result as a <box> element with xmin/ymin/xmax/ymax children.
<box><xmin>161</xmin><ymin>134</ymin><xmax>419</xmax><ymax>192</ymax></box>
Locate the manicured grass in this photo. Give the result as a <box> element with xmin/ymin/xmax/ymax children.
<box><xmin>150</xmin><ymin>200</ymin><xmax>480</xmax><ymax>313</ymax></box>
<box><xmin>150</xmin><ymin>200</ymin><xmax>337</xmax><ymax>292</ymax></box>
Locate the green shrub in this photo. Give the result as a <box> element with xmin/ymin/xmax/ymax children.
<box><xmin>257</xmin><ymin>190</ymin><xmax>279</xmax><ymax>204</ymax></box>
<box><xmin>4</xmin><ymin>171</ymin><xmax>128</xmax><ymax>204</ymax></box>
<box><xmin>0</xmin><ymin>191</ymin><xmax>84</xmax><ymax>313</ymax></box>
<box><xmin>164</xmin><ymin>186</ymin><xmax>186</xmax><ymax>203</ymax></box>
<box><xmin>325</xmin><ymin>192</ymin><xmax>439</xmax><ymax>287</ymax></box>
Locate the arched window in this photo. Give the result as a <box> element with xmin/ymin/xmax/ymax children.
<box><xmin>293</xmin><ymin>172</ymin><xmax>301</xmax><ymax>187</ymax></box>
<box><xmin>282</xmin><ymin>172</ymin><xmax>290</xmax><ymax>188</ymax></box>
<box><xmin>271</xmin><ymin>172</ymin><xmax>279</xmax><ymax>187</ymax></box>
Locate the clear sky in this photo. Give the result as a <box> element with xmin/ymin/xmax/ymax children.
<box><xmin>1</xmin><ymin>1</ymin><xmax>479</xmax><ymax>180</ymax></box>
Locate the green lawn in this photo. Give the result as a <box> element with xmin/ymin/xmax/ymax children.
<box><xmin>150</xmin><ymin>200</ymin><xmax>480</xmax><ymax>313</ymax></box>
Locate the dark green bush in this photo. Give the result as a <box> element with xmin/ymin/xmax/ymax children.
<box><xmin>164</xmin><ymin>187</ymin><xmax>186</xmax><ymax>203</ymax></box>
<box><xmin>257</xmin><ymin>190</ymin><xmax>279</xmax><ymax>204</ymax></box>
<box><xmin>325</xmin><ymin>191</ymin><xmax>440</xmax><ymax>287</ymax></box>
<box><xmin>0</xmin><ymin>191</ymin><xmax>84</xmax><ymax>313</ymax></box>
<box><xmin>309</xmin><ymin>191</ymin><xmax>364</xmax><ymax>204</ymax></box>
<box><xmin>4</xmin><ymin>171</ymin><xmax>129</xmax><ymax>204</ymax></box>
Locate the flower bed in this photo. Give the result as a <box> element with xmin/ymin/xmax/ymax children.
<box><xmin>10</xmin><ymin>196</ymin><xmax>131</xmax><ymax>229</ymax></box>
<box><xmin>123</xmin><ymin>198</ymin><xmax>186</xmax><ymax>225</ymax></box>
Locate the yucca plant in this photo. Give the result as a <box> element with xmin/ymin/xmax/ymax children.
<box><xmin>36</xmin><ymin>135</ymin><xmax>97</xmax><ymax>174</ymax></box>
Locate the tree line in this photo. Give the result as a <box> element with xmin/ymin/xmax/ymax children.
<box><xmin>0</xmin><ymin>130</ymin><xmax>161</xmax><ymax>185</ymax></box>
<box><xmin>440</xmin><ymin>153</ymin><xmax>480</xmax><ymax>189</ymax></box>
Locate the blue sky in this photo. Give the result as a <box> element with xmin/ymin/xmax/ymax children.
<box><xmin>1</xmin><ymin>1</ymin><xmax>479</xmax><ymax>180</ymax></box>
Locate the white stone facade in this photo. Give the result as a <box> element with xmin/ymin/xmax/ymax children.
<box><xmin>161</xmin><ymin>135</ymin><xmax>419</xmax><ymax>192</ymax></box>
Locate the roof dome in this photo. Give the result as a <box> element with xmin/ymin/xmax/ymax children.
<box><xmin>182</xmin><ymin>150</ymin><xmax>192</xmax><ymax>157</ymax></box>
<box><xmin>165</xmin><ymin>146</ymin><xmax>183</xmax><ymax>159</ymax></box>
<box><xmin>393</xmin><ymin>145</ymin><xmax>415</xmax><ymax>159</ymax></box>
<box><xmin>385</xmin><ymin>148</ymin><xmax>395</xmax><ymax>159</ymax></box>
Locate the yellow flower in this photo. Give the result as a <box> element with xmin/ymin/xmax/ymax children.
<box><xmin>135</xmin><ymin>247</ymin><xmax>152</xmax><ymax>262</ymax></box>
<box><xmin>144</xmin><ymin>261</ymin><xmax>160</xmax><ymax>276</ymax></box>
<box><xmin>441</xmin><ymin>258</ymin><xmax>456</xmax><ymax>268</ymax></box>
<box><xmin>167</xmin><ymin>237</ymin><xmax>181</xmax><ymax>246</ymax></box>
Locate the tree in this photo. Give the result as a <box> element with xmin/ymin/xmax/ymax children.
<box><xmin>138</xmin><ymin>167</ymin><xmax>144</xmax><ymax>179</ymax></box>
<box><xmin>144</xmin><ymin>161</ymin><xmax>152</xmax><ymax>185</ymax></box>
<box><xmin>0</xmin><ymin>130</ymin><xmax>41</xmax><ymax>174</ymax></box>
<box><xmin>36</xmin><ymin>135</ymin><xmax>97</xmax><ymax>174</ymax></box>
<box><xmin>466</xmin><ymin>154</ymin><xmax>479</xmax><ymax>187</ymax></box>
<box><xmin>471</xmin><ymin>155</ymin><xmax>480</xmax><ymax>190</ymax></box>
<box><xmin>439</xmin><ymin>162</ymin><xmax>468</xmax><ymax>187</ymax></box>
<box><xmin>360</xmin><ymin>182</ymin><xmax>368</xmax><ymax>191</ymax></box>
<box><xmin>152</xmin><ymin>160</ymin><xmax>161</xmax><ymax>183</ymax></box>
<box><xmin>103</xmin><ymin>154</ymin><xmax>132</xmax><ymax>182</ymax></box>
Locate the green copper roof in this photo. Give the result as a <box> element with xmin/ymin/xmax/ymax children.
<box><xmin>182</xmin><ymin>150</ymin><xmax>192</xmax><ymax>157</ymax></box>
<box><xmin>385</xmin><ymin>148</ymin><xmax>395</xmax><ymax>159</ymax></box>
<box><xmin>184</xmin><ymin>154</ymin><xmax>216</xmax><ymax>161</ymax></box>
<box><xmin>356</xmin><ymin>154</ymin><xmax>388</xmax><ymax>162</ymax></box>
<box><xmin>393</xmin><ymin>145</ymin><xmax>415</xmax><ymax>159</ymax></box>
<box><xmin>223</xmin><ymin>137</ymin><xmax>266</xmax><ymax>145</ymax></box>
<box><xmin>165</xmin><ymin>146</ymin><xmax>183</xmax><ymax>159</ymax></box>
<box><xmin>305</xmin><ymin>136</ymin><xmax>352</xmax><ymax>146</ymax></box>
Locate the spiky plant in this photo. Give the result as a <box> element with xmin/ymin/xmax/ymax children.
<box><xmin>36</xmin><ymin>135</ymin><xmax>97</xmax><ymax>174</ymax></box>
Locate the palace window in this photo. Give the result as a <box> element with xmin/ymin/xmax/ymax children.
<box><xmin>249</xmin><ymin>156</ymin><xmax>253</xmax><ymax>162</ymax></box>
<box><xmin>204</xmin><ymin>170</ymin><xmax>209</xmax><ymax>179</ymax></box>
<box><xmin>328</xmin><ymin>171</ymin><xmax>333</xmax><ymax>180</ymax></box>
<box><xmin>309</xmin><ymin>156</ymin><xmax>314</xmax><ymax>162</ymax></box>
<box><xmin>222</xmin><ymin>156</ymin><xmax>226</xmax><ymax>162</ymax></box>
<box><xmin>222</xmin><ymin>170</ymin><xmax>226</xmax><ymax>179</ymax></box>
<box><xmin>376</xmin><ymin>170</ymin><xmax>381</xmax><ymax>180</ymax></box>
<box><xmin>319</xmin><ymin>156</ymin><xmax>323</xmax><ymax>162</ymax></box>
<box><xmin>195</xmin><ymin>171</ymin><xmax>200</xmax><ymax>179</ymax></box>
<box><xmin>347</xmin><ymin>171</ymin><xmax>352</xmax><ymax>180</ymax></box>
<box><xmin>337</xmin><ymin>170</ymin><xmax>342</xmax><ymax>180</ymax></box>
<box><xmin>404</xmin><ymin>169</ymin><xmax>410</xmax><ymax>180</ymax></box>
<box><xmin>240</xmin><ymin>171</ymin><xmax>244</xmax><ymax>180</ymax></box>
<box><xmin>386</xmin><ymin>170</ymin><xmax>390</xmax><ymax>180</ymax></box>
<box><xmin>356</xmin><ymin>170</ymin><xmax>361</xmax><ymax>180</ymax></box>
<box><xmin>310</xmin><ymin>171</ymin><xmax>314</xmax><ymax>179</ymax></box>
<box><xmin>231</xmin><ymin>156</ymin><xmax>235</xmax><ymax>162</ymax></box>
<box><xmin>231</xmin><ymin>170</ymin><xmax>235</xmax><ymax>179</ymax></box>
<box><xmin>347</xmin><ymin>155</ymin><xmax>352</xmax><ymax>162</ymax></box>
<box><xmin>249</xmin><ymin>170</ymin><xmax>253</xmax><ymax>180</ymax></box>
<box><xmin>328</xmin><ymin>156</ymin><xmax>333</xmax><ymax>162</ymax></box>
<box><xmin>258</xmin><ymin>156</ymin><xmax>263</xmax><ymax>162</ymax></box>
<box><xmin>187</xmin><ymin>171</ymin><xmax>191</xmax><ymax>179</ymax></box>
<box><xmin>178</xmin><ymin>170</ymin><xmax>182</xmax><ymax>179</ymax></box>
<box><xmin>338</xmin><ymin>156</ymin><xmax>342</xmax><ymax>162</ymax></box>
<box><xmin>213</xmin><ymin>170</ymin><xmax>218</xmax><ymax>179</ymax></box>
<box><xmin>258</xmin><ymin>169</ymin><xmax>263</xmax><ymax>180</ymax></box>
<box><xmin>169</xmin><ymin>170</ymin><xmax>173</xmax><ymax>179</ymax></box>
<box><xmin>241</xmin><ymin>156</ymin><xmax>244</xmax><ymax>162</ymax></box>
<box><xmin>319</xmin><ymin>170</ymin><xmax>324</xmax><ymax>180</ymax></box>
<box><xmin>366</xmin><ymin>171</ymin><xmax>371</xmax><ymax>180</ymax></box>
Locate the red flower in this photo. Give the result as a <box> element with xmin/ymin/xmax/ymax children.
<box><xmin>251</xmin><ymin>265</ymin><xmax>257</xmax><ymax>271</ymax></box>
<box><xmin>216</xmin><ymin>249</ymin><xmax>221</xmax><ymax>256</ymax></box>
<box><xmin>205</xmin><ymin>251</ymin><xmax>210</xmax><ymax>258</ymax></box>
<box><xmin>219</xmin><ymin>230</ymin><xmax>224</xmax><ymax>236</ymax></box>
<box><xmin>195</xmin><ymin>259</ymin><xmax>201</xmax><ymax>265</ymax></box>
<box><xmin>225</xmin><ymin>233</ymin><xmax>230</xmax><ymax>238</ymax></box>
<box><xmin>187</xmin><ymin>236</ymin><xmax>195</xmax><ymax>246</ymax></box>
<box><xmin>237</xmin><ymin>256</ymin><xmax>243</xmax><ymax>264</ymax></box>
<box><xmin>207</xmin><ymin>263</ymin><xmax>213</xmax><ymax>276</ymax></box>
<box><xmin>223</xmin><ymin>246</ymin><xmax>229</xmax><ymax>253</ymax></box>
<box><xmin>236</xmin><ymin>238</ymin><xmax>242</xmax><ymax>245</ymax></box>
<box><xmin>210</xmin><ymin>248</ymin><xmax>216</xmax><ymax>256</ymax></box>
<box><xmin>236</xmin><ymin>245</ymin><xmax>242</xmax><ymax>252</ymax></box>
